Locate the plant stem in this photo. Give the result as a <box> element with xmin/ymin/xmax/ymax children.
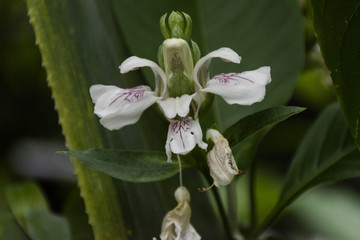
<box><xmin>25</xmin><ymin>1</ymin><xmax>129</xmax><ymax>238</ymax></box>
<box><xmin>212</xmin><ymin>186</ymin><xmax>234</xmax><ymax>240</ymax></box>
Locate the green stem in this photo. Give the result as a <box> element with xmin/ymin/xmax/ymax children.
<box><xmin>212</xmin><ymin>186</ymin><xmax>234</xmax><ymax>240</ymax></box>
<box><xmin>25</xmin><ymin>1</ymin><xmax>128</xmax><ymax>239</ymax></box>
<box><xmin>200</xmin><ymin>167</ymin><xmax>233</xmax><ymax>240</ymax></box>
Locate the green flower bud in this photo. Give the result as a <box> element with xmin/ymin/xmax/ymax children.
<box><xmin>159</xmin><ymin>11</ymin><xmax>192</xmax><ymax>41</ymax></box>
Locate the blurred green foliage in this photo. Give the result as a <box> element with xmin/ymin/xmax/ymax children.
<box><xmin>1</xmin><ymin>0</ymin><xmax>359</xmax><ymax>239</ymax></box>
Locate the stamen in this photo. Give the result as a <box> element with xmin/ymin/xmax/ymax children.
<box><xmin>197</xmin><ymin>183</ymin><xmax>215</xmax><ymax>192</ymax></box>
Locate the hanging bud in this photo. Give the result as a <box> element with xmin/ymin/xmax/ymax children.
<box><xmin>199</xmin><ymin>129</ymin><xmax>244</xmax><ymax>192</ymax></box>
<box><xmin>162</xmin><ymin>38</ymin><xmax>195</xmax><ymax>97</ymax></box>
<box><xmin>159</xmin><ymin>186</ymin><xmax>201</xmax><ymax>240</ymax></box>
<box><xmin>160</xmin><ymin>11</ymin><xmax>193</xmax><ymax>41</ymax></box>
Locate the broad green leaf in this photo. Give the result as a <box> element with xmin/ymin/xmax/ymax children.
<box><xmin>251</xmin><ymin>103</ymin><xmax>360</xmax><ymax>238</ymax></box>
<box><xmin>223</xmin><ymin>106</ymin><xmax>305</xmax><ymax>147</ymax></box>
<box><xmin>290</xmin><ymin>187</ymin><xmax>360</xmax><ymax>240</ymax></box>
<box><xmin>5</xmin><ymin>182</ymin><xmax>71</xmax><ymax>240</ymax></box>
<box><xmin>311</xmin><ymin>0</ymin><xmax>360</xmax><ymax>149</ymax></box>
<box><xmin>5</xmin><ymin>182</ymin><xmax>48</xmax><ymax>230</ymax></box>
<box><xmin>281</xmin><ymin>103</ymin><xmax>360</xmax><ymax>201</ymax></box>
<box><xmin>25</xmin><ymin>210</ymin><xmax>71</xmax><ymax>240</ymax></box>
<box><xmin>60</xmin><ymin>149</ymin><xmax>191</xmax><ymax>183</ymax></box>
<box><xmin>0</xmin><ymin>214</ymin><xmax>28</xmax><ymax>240</ymax></box>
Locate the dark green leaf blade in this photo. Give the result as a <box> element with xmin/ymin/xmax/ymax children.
<box><xmin>281</xmin><ymin>103</ymin><xmax>360</xmax><ymax>201</ymax></box>
<box><xmin>25</xmin><ymin>210</ymin><xmax>71</xmax><ymax>240</ymax></box>
<box><xmin>61</xmin><ymin>149</ymin><xmax>189</xmax><ymax>182</ymax></box>
<box><xmin>311</xmin><ymin>0</ymin><xmax>360</xmax><ymax>149</ymax></box>
<box><xmin>252</xmin><ymin>103</ymin><xmax>360</xmax><ymax>238</ymax></box>
<box><xmin>5</xmin><ymin>182</ymin><xmax>71</xmax><ymax>240</ymax></box>
<box><xmin>223</xmin><ymin>106</ymin><xmax>305</xmax><ymax>147</ymax></box>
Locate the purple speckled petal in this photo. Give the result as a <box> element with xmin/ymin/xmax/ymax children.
<box><xmin>165</xmin><ymin>118</ymin><xmax>207</xmax><ymax>162</ymax></box>
<box><xmin>90</xmin><ymin>84</ymin><xmax>158</xmax><ymax>130</ymax></box>
<box><xmin>193</xmin><ymin>47</ymin><xmax>241</xmax><ymax>89</ymax></box>
<box><xmin>202</xmin><ymin>66</ymin><xmax>271</xmax><ymax>105</ymax></box>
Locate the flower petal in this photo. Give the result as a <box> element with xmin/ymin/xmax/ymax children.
<box><xmin>119</xmin><ymin>56</ymin><xmax>167</xmax><ymax>97</ymax></box>
<box><xmin>201</xmin><ymin>66</ymin><xmax>271</xmax><ymax>105</ymax></box>
<box><xmin>165</xmin><ymin>118</ymin><xmax>207</xmax><ymax>162</ymax></box>
<box><xmin>157</xmin><ymin>94</ymin><xmax>195</xmax><ymax>119</ymax></box>
<box><xmin>193</xmin><ymin>47</ymin><xmax>241</xmax><ymax>89</ymax></box>
<box><xmin>89</xmin><ymin>84</ymin><xmax>158</xmax><ymax>130</ymax></box>
<box><xmin>181</xmin><ymin>224</ymin><xmax>201</xmax><ymax>240</ymax></box>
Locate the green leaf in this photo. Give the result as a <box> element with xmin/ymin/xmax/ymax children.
<box><xmin>5</xmin><ymin>182</ymin><xmax>71</xmax><ymax>240</ymax></box>
<box><xmin>311</xmin><ymin>0</ymin><xmax>360</xmax><ymax>149</ymax></box>
<box><xmin>25</xmin><ymin>210</ymin><xmax>71</xmax><ymax>240</ymax></box>
<box><xmin>281</xmin><ymin>103</ymin><xmax>360</xmax><ymax>203</ymax></box>
<box><xmin>61</xmin><ymin>149</ymin><xmax>190</xmax><ymax>183</ymax></box>
<box><xmin>251</xmin><ymin>103</ymin><xmax>360</xmax><ymax>238</ymax></box>
<box><xmin>5</xmin><ymin>182</ymin><xmax>48</xmax><ymax>230</ymax></box>
<box><xmin>0</xmin><ymin>214</ymin><xmax>28</xmax><ymax>240</ymax></box>
<box><xmin>224</xmin><ymin>106</ymin><xmax>306</xmax><ymax>147</ymax></box>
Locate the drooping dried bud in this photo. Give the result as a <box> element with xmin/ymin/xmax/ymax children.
<box><xmin>205</xmin><ymin>129</ymin><xmax>244</xmax><ymax>188</ymax></box>
<box><xmin>160</xmin><ymin>186</ymin><xmax>201</xmax><ymax>240</ymax></box>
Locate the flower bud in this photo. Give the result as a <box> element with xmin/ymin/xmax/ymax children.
<box><xmin>160</xmin><ymin>11</ymin><xmax>192</xmax><ymax>41</ymax></box>
<box><xmin>206</xmin><ymin>129</ymin><xmax>244</xmax><ymax>188</ymax></box>
<box><xmin>162</xmin><ymin>38</ymin><xmax>195</xmax><ymax>97</ymax></box>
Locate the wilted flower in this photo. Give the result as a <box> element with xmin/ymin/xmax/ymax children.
<box><xmin>160</xmin><ymin>186</ymin><xmax>201</xmax><ymax>240</ymax></box>
<box><xmin>199</xmin><ymin>129</ymin><xmax>244</xmax><ymax>191</ymax></box>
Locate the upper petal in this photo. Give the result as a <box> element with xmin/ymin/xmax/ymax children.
<box><xmin>201</xmin><ymin>66</ymin><xmax>271</xmax><ymax>105</ymax></box>
<box><xmin>90</xmin><ymin>84</ymin><xmax>158</xmax><ymax>130</ymax></box>
<box><xmin>165</xmin><ymin>118</ymin><xmax>207</xmax><ymax>162</ymax></box>
<box><xmin>193</xmin><ymin>47</ymin><xmax>241</xmax><ymax>89</ymax></box>
<box><xmin>119</xmin><ymin>56</ymin><xmax>167</xmax><ymax>97</ymax></box>
<box><xmin>157</xmin><ymin>94</ymin><xmax>195</xmax><ymax>119</ymax></box>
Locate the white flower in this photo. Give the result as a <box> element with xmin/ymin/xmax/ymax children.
<box><xmin>160</xmin><ymin>186</ymin><xmax>201</xmax><ymax>240</ymax></box>
<box><xmin>89</xmin><ymin>38</ymin><xmax>271</xmax><ymax>160</ymax></box>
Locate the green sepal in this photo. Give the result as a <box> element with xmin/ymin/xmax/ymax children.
<box><xmin>159</xmin><ymin>13</ymin><xmax>170</xmax><ymax>39</ymax></box>
<box><xmin>190</xmin><ymin>40</ymin><xmax>201</xmax><ymax>64</ymax></box>
<box><xmin>168</xmin><ymin>72</ymin><xmax>195</xmax><ymax>97</ymax></box>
